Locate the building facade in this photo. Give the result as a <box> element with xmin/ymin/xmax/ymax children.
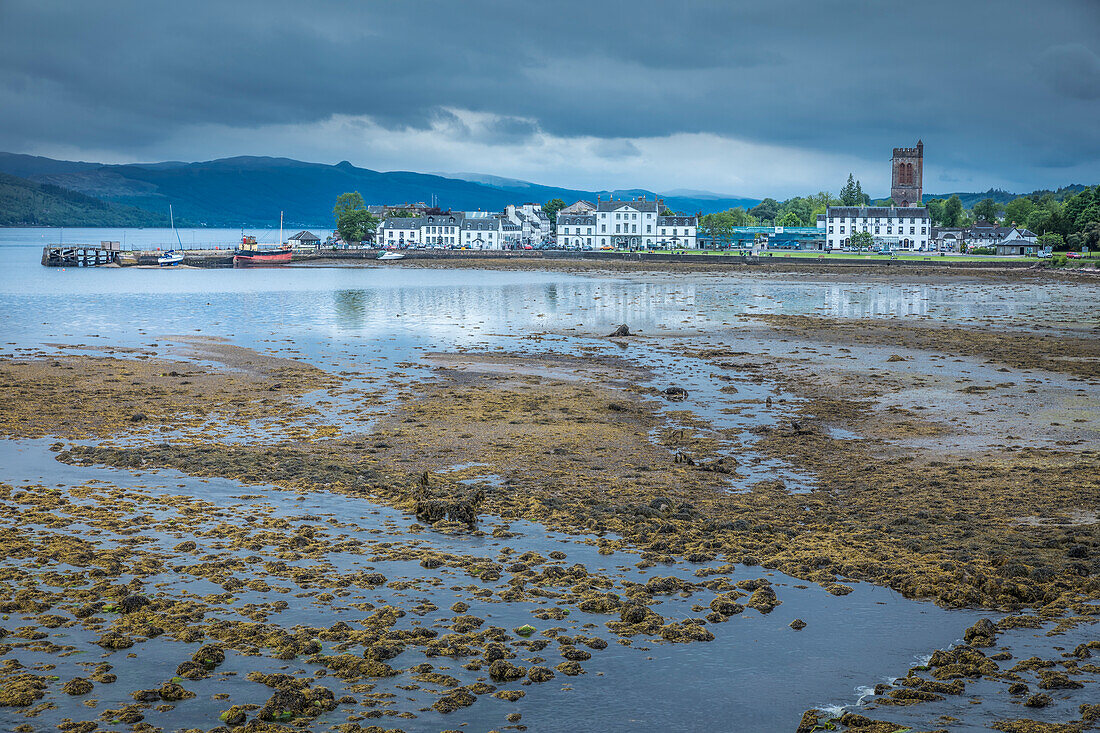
<box><xmin>377</xmin><ymin>211</ymin><xmax>522</xmax><ymax>250</ymax></box>
<box><xmin>556</xmin><ymin>197</ymin><xmax>697</xmax><ymax>249</ymax></box>
<box><xmin>556</xmin><ymin>214</ymin><xmax>596</xmax><ymax>249</ymax></box>
<box><xmin>824</xmin><ymin>206</ymin><xmax>931</xmax><ymax>250</ymax></box>
<box><xmin>505</xmin><ymin>204</ymin><xmax>551</xmax><ymax>245</ymax></box>
<box><xmin>891</xmin><ymin>140</ymin><xmax>924</xmax><ymax>207</ymax></box>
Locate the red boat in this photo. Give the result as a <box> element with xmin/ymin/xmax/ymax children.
<box><xmin>233</xmin><ymin>235</ymin><xmax>293</xmax><ymax>267</ymax></box>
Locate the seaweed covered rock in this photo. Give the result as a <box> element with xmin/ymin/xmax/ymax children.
<box><xmin>487</xmin><ymin>660</ymin><xmax>527</xmax><ymax>682</ymax></box>
<box><xmin>219</xmin><ymin>706</ymin><xmax>247</xmax><ymax>725</ymax></box>
<box><xmin>117</xmin><ymin>594</ymin><xmax>151</xmax><ymax>614</ymax></box>
<box><xmin>658</xmin><ymin>621</ymin><xmax>715</xmax><ymax>643</ymax></box>
<box><xmin>963</xmin><ymin>618</ymin><xmax>997</xmax><ymax>647</ymax></box>
<box><xmin>795</xmin><ymin>710</ymin><xmax>821</xmax><ymax>733</ymax></box>
<box><xmin>555</xmin><ymin>660</ymin><xmax>586</xmax><ymax>676</ymax></box>
<box><xmin>0</xmin><ymin>673</ymin><xmax>48</xmax><ymax>707</ymax></box>
<box><xmin>1037</xmin><ymin>670</ymin><xmax>1083</xmax><ymax>690</ymax></box>
<box><xmin>431</xmin><ymin>688</ymin><xmax>476</xmax><ymax>714</ymax></box>
<box><xmin>527</xmin><ymin>666</ymin><xmax>555</xmax><ymax>683</ymax></box>
<box><xmin>95</xmin><ymin>631</ymin><xmax>134</xmax><ymax>650</ymax></box>
<box><xmin>158</xmin><ymin>682</ymin><xmax>195</xmax><ymax>702</ymax></box>
<box><xmin>709</xmin><ymin>593</ymin><xmax>745</xmax><ymax>616</ymax></box>
<box><xmin>191</xmin><ymin>642</ymin><xmax>224</xmax><ymax>665</ymax></box>
<box><xmin>619</xmin><ymin>604</ymin><xmax>649</xmax><ymax>624</ymax></box>
<box><xmin>257</xmin><ymin>683</ymin><xmax>337</xmax><ymax>722</ymax></box>
<box><xmin>1024</xmin><ymin>693</ymin><xmax>1052</xmax><ymax>708</ymax></box>
<box><xmin>62</xmin><ymin>677</ymin><xmax>93</xmax><ymax>696</ymax></box>
<box><xmin>745</xmin><ymin>586</ymin><xmax>781</xmax><ymax>614</ymax></box>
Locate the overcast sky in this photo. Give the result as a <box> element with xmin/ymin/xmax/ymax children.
<box><xmin>2</xmin><ymin>0</ymin><xmax>1098</xmax><ymax>198</ymax></box>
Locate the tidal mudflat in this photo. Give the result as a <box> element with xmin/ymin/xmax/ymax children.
<box><xmin>0</xmin><ymin>256</ymin><xmax>1097</xmax><ymax>732</ymax></box>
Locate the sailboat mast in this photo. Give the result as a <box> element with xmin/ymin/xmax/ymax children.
<box><xmin>170</xmin><ymin>205</ymin><xmax>183</xmax><ymax>249</ymax></box>
<box><xmin>280</xmin><ymin>211</ymin><xmax>283</xmax><ymax>247</ymax></box>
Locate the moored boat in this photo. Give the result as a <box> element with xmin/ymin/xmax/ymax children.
<box><xmin>378</xmin><ymin>251</ymin><xmax>405</xmax><ymax>260</ymax></box>
<box><xmin>234</xmin><ymin>235</ymin><xmax>292</xmax><ymax>267</ymax></box>
<box><xmin>157</xmin><ymin>251</ymin><xmax>185</xmax><ymax>267</ymax></box>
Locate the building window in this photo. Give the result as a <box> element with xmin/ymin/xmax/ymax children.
<box><xmin>910</xmin><ymin>227</ymin><xmax>915</xmax><ymax>234</ymax></box>
<box><xmin>828</xmin><ymin>226</ymin><xmax>834</xmax><ymax>234</ymax></box>
<box><xmin>646</xmin><ymin>225</ymin><xmax>652</xmax><ymax>233</ymax></box>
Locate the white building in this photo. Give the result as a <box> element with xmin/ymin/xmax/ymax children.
<box><xmin>556</xmin><ymin>214</ymin><xmax>596</xmax><ymax>249</ymax></box>
<box><xmin>656</xmin><ymin>215</ymin><xmax>697</xmax><ymax>249</ymax></box>
<box><xmin>378</xmin><ymin>217</ymin><xmax>423</xmax><ymax>248</ymax></box>
<box><xmin>505</xmin><ymin>204</ymin><xmax>551</xmax><ymax>245</ymax></box>
<box><xmin>824</xmin><ymin>206</ymin><xmax>931</xmax><ymax>251</ymax></box>
<box><xmin>378</xmin><ymin>211</ymin><xmax>524</xmax><ymax>250</ymax></box>
<box><xmin>564</xmin><ymin>197</ymin><xmax>697</xmax><ymax>250</ymax></box>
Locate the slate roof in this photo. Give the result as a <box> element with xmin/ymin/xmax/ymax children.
<box><xmin>288</xmin><ymin>230</ymin><xmax>320</xmax><ymax>242</ymax></box>
<box><xmin>380</xmin><ymin>217</ymin><xmax>422</xmax><ymax>229</ymax></box>
<box><xmin>596</xmin><ymin>198</ymin><xmax>661</xmax><ymax>213</ymax></box>
<box><xmin>558</xmin><ymin>214</ymin><xmax>596</xmax><ymax>225</ymax></box>
<box><xmin>461</xmin><ymin>218</ymin><xmax>501</xmax><ymax>231</ymax></box>
<box><xmin>658</xmin><ymin>216</ymin><xmax>696</xmax><ymax>226</ymax></box>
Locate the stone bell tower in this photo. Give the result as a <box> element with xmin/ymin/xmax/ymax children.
<box><xmin>891</xmin><ymin>140</ymin><xmax>923</xmax><ymax>207</ymax></box>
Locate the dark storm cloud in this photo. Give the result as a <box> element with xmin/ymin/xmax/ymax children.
<box><xmin>1</xmin><ymin>0</ymin><xmax>1098</xmax><ymax>190</ymax></box>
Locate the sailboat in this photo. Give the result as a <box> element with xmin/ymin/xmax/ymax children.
<box><xmin>234</xmin><ymin>211</ymin><xmax>293</xmax><ymax>267</ymax></box>
<box><xmin>158</xmin><ymin>205</ymin><xmax>186</xmax><ymax>266</ymax></box>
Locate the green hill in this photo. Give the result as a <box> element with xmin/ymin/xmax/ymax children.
<box><xmin>0</xmin><ymin>172</ymin><xmax>167</xmax><ymax>227</ymax></box>
<box><xmin>0</xmin><ymin>153</ymin><xmax>759</xmax><ymax>227</ymax></box>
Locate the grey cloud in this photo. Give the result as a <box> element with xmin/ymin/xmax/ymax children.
<box><xmin>1036</xmin><ymin>44</ymin><xmax>1100</xmax><ymax>100</ymax></box>
<box><xmin>592</xmin><ymin>139</ymin><xmax>641</xmax><ymax>160</ymax></box>
<box><xmin>0</xmin><ymin>0</ymin><xmax>1098</xmax><ymax>192</ymax></box>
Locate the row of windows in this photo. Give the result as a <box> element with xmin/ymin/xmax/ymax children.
<box><xmin>829</xmin><ymin>226</ymin><xmax>927</xmax><ymax>235</ymax></box>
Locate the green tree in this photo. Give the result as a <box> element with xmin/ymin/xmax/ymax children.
<box><xmin>333</xmin><ymin>192</ymin><xmax>379</xmax><ymax>244</ymax></box>
<box><xmin>942</xmin><ymin>195</ymin><xmax>964</xmax><ymax>228</ymax></box>
<box><xmin>749</xmin><ymin>198</ymin><xmax>779</xmax><ymax>222</ymax></box>
<box><xmin>543</xmin><ymin>198</ymin><xmax>566</xmax><ymax>232</ymax></box>
<box><xmin>699</xmin><ymin>211</ymin><xmax>736</xmax><ymax>247</ymax></box>
<box><xmin>840</xmin><ymin>174</ymin><xmax>858</xmax><ymax>206</ymax></box>
<box><xmin>926</xmin><ymin>198</ymin><xmax>946</xmax><ymax>226</ymax></box>
<box><xmin>854</xmin><ymin>179</ymin><xmax>868</xmax><ymax>206</ymax></box>
<box><xmin>849</xmin><ymin>230</ymin><xmax>874</xmax><ymax>250</ymax></box>
<box><xmin>1074</xmin><ymin>203</ymin><xmax>1100</xmax><ymax>231</ymax></box>
<box><xmin>1037</xmin><ymin>232</ymin><xmax>1064</xmax><ymax>250</ymax></box>
<box><xmin>1002</xmin><ymin>197</ymin><xmax>1034</xmax><ymax>227</ymax></box>
<box><xmin>1025</xmin><ymin>208</ymin><xmax>1052</xmax><ymax>234</ymax></box>
<box><xmin>972</xmin><ymin>198</ymin><xmax>1001</xmax><ymax>224</ymax></box>
<box><xmin>777</xmin><ymin>211</ymin><xmax>802</xmax><ymax>226</ymax></box>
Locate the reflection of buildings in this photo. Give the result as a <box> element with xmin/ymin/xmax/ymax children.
<box><xmin>328</xmin><ymin>279</ymin><xmax>699</xmax><ymax>337</ymax></box>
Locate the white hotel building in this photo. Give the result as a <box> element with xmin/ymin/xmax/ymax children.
<box><xmin>556</xmin><ymin>197</ymin><xmax>696</xmax><ymax>249</ymax></box>
<box><xmin>823</xmin><ymin>206</ymin><xmax>931</xmax><ymax>251</ymax></box>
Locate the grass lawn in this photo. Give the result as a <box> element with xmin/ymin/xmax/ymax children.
<box><xmin>608</xmin><ymin>249</ymin><xmax>1036</xmax><ymax>263</ymax></box>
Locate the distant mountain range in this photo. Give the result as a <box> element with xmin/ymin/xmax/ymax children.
<box><xmin>0</xmin><ymin>171</ymin><xmax>168</xmax><ymax>227</ymax></box>
<box><xmin>0</xmin><ymin>153</ymin><xmax>759</xmax><ymax>228</ymax></box>
<box><xmin>0</xmin><ymin>152</ymin><xmax>1087</xmax><ymax>228</ymax></box>
<box><xmin>921</xmin><ymin>186</ymin><xmax>1089</xmax><ymax>209</ymax></box>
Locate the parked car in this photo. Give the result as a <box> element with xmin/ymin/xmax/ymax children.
<box><xmin>1066</xmin><ymin>252</ymin><xmax>1082</xmax><ymax>259</ymax></box>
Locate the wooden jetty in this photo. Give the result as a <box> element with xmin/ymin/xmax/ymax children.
<box><xmin>41</xmin><ymin>241</ymin><xmax>122</xmax><ymax>267</ymax></box>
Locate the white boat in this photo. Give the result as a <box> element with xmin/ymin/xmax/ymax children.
<box><xmin>158</xmin><ymin>251</ymin><xmax>184</xmax><ymax>266</ymax></box>
<box><xmin>378</xmin><ymin>251</ymin><xmax>405</xmax><ymax>260</ymax></box>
